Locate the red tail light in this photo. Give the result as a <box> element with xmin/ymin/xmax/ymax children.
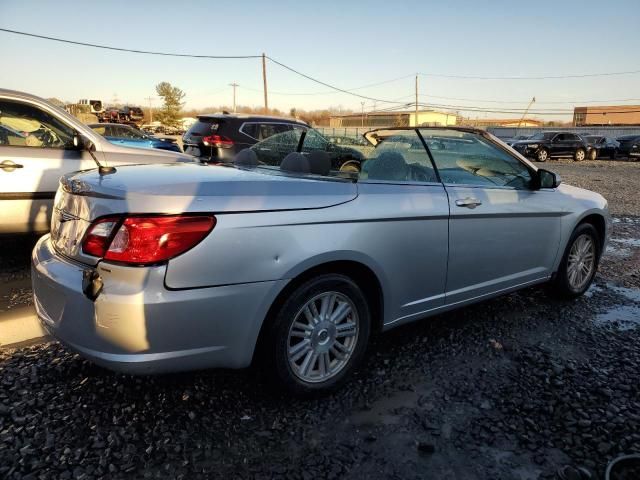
<box><xmin>82</xmin><ymin>215</ymin><xmax>215</xmax><ymax>265</ymax></box>
<box><xmin>82</xmin><ymin>217</ymin><xmax>120</xmax><ymax>258</ymax></box>
<box><xmin>202</xmin><ymin>134</ymin><xmax>234</xmax><ymax>149</ymax></box>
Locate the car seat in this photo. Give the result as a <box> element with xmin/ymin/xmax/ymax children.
<box><xmin>307</xmin><ymin>150</ymin><xmax>331</xmax><ymax>175</ymax></box>
<box><xmin>280</xmin><ymin>152</ymin><xmax>310</xmax><ymax>173</ymax></box>
<box><xmin>367</xmin><ymin>151</ymin><xmax>409</xmax><ymax>181</ymax></box>
<box><xmin>233</xmin><ymin>148</ymin><xmax>259</xmax><ymax>167</ymax></box>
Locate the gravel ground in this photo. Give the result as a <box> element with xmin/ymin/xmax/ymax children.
<box><xmin>548</xmin><ymin>159</ymin><xmax>640</xmax><ymax>217</ymax></box>
<box><xmin>1</xmin><ymin>160</ymin><xmax>640</xmax><ymax>479</ymax></box>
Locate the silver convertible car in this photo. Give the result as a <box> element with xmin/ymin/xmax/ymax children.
<box><xmin>32</xmin><ymin>127</ymin><xmax>610</xmax><ymax>394</ymax></box>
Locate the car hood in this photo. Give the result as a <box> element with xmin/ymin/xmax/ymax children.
<box><xmin>59</xmin><ymin>163</ymin><xmax>358</xmax><ymax>219</ymax></box>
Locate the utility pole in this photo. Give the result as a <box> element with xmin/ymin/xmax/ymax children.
<box><xmin>144</xmin><ymin>96</ymin><xmax>154</xmax><ymax>123</ymax></box>
<box><xmin>361</xmin><ymin>101</ymin><xmax>365</xmax><ymax>127</ymax></box>
<box><xmin>415</xmin><ymin>75</ymin><xmax>419</xmax><ymax>127</ymax></box>
<box><xmin>229</xmin><ymin>82</ymin><xmax>239</xmax><ymax>113</ymax></box>
<box><xmin>262</xmin><ymin>53</ymin><xmax>269</xmax><ymax>113</ymax></box>
<box><xmin>518</xmin><ymin>96</ymin><xmax>536</xmax><ymax>128</ymax></box>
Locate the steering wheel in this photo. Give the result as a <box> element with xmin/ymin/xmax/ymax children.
<box><xmin>339</xmin><ymin>160</ymin><xmax>361</xmax><ymax>173</ymax></box>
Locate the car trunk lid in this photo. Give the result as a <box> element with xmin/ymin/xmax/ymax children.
<box><xmin>51</xmin><ymin>163</ymin><xmax>357</xmax><ymax>265</ymax></box>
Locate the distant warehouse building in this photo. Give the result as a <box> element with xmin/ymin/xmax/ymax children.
<box><xmin>329</xmin><ymin>110</ymin><xmax>458</xmax><ymax>128</ymax></box>
<box><xmin>573</xmin><ymin>105</ymin><xmax>640</xmax><ymax>126</ymax></box>
<box><xmin>461</xmin><ymin>118</ymin><xmax>543</xmax><ymax>128</ymax></box>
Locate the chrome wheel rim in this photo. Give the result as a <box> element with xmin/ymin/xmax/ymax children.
<box><xmin>567</xmin><ymin>234</ymin><xmax>596</xmax><ymax>290</ymax></box>
<box><xmin>576</xmin><ymin>150</ymin><xmax>585</xmax><ymax>161</ymax></box>
<box><xmin>538</xmin><ymin>150</ymin><xmax>547</xmax><ymax>161</ymax></box>
<box><xmin>287</xmin><ymin>291</ymin><xmax>359</xmax><ymax>383</ymax></box>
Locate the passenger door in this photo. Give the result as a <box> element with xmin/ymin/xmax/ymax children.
<box><xmin>0</xmin><ymin>98</ymin><xmax>96</xmax><ymax>233</ymax></box>
<box><xmin>550</xmin><ymin>134</ymin><xmax>567</xmax><ymax>156</ymax></box>
<box><xmin>566</xmin><ymin>133</ymin><xmax>582</xmax><ymax>154</ymax></box>
<box><xmin>358</xmin><ymin>130</ymin><xmax>449</xmax><ymax>325</ymax></box>
<box><xmin>422</xmin><ymin>129</ymin><xmax>563</xmax><ymax>306</ymax></box>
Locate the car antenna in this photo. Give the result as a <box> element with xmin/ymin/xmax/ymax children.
<box><xmin>83</xmin><ymin>137</ymin><xmax>116</xmax><ymax>175</ymax></box>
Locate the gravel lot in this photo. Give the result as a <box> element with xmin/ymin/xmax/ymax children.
<box><xmin>549</xmin><ymin>159</ymin><xmax>640</xmax><ymax>217</ymax></box>
<box><xmin>1</xmin><ymin>159</ymin><xmax>640</xmax><ymax>479</ymax></box>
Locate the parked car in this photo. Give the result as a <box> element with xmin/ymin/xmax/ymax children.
<box><xmin>119</xmin><ymin>106</ymin><xmax>144</xmax><ymax>124</ymax></box>
<box><xmin>182</xmin><ymin>114</ymin><xmax>309</xmax><ymax>162</ymax></box>
<box><xmin>32</xmin><ymin>126</ymin><xmax>610</xmax><ymax>395</ymax></box>
<box><xmin>511</xmin><ymin>132</ymin><xmax>588</xmax><ymax>162</ymax></box>
<box><xmin>505</xmin><ymin>135</ymin><xmax>531</xmax><ymax>146</ymax></box>
<box><xmin>324</xmin><ymin>134</ymin><xmax>370</xmax><ymax>147</ymax></box>
<box><xmin>0</xmin><ymin>89</ymin><xmax>195</xmax><ymax>234</ymax></box>
<box><xmin>89</xmin><ymin>123</ymin><xmax>182</xmax><ymax>153</ymax></box>
<box><xmin>250</xmin><ymin>128</ymin><xmax>366</xmax><ymax>172</ymax></box>
<box><xmin>616</xmin><ymin>135</ymin><xmax>640</xmax><ymax>159</ymax></box>
<box><xmin>580</xmin><ymin>135</ymin><xmax>620</xmax><ymax>160</ymax></box>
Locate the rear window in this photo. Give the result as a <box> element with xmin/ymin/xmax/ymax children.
<box><xmin>187</xmin><ymin>118</ymin><xmax>221</xmax><ymax>136</ymax></box>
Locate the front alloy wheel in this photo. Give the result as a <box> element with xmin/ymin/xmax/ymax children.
<box><xmin>549</xmin><ymin>223</ymin><xmax>600</xmax><ymax>298</ymax></box>
<box><xmin>537</xmin><ymin>149</ymin><xmax>549</xmax><ymax>162</ymax></box>
<box><xmin>566</xmin><ymin>234</ymin><xmax>596</xmax><ymax>291</ymax></box>
<box><xmin>267</xmin><ymin>274</ymin><xmax>371</xmax><ymax>395</ymax></box>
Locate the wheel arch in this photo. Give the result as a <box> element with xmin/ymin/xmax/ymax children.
<box><xmin>251</xmin><ymin>256</ymin><xmax>386</xmax><ymax>365</ymax></box>
<box><xmin>577</xmin><ymin>212</ymin><xmax>607</xmax><ymax>256</ymax></box>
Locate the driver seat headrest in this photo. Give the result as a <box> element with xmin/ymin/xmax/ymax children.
<box><xmin>367</xmin><ymin>150</ymin><xmax>409</xmax><ymax>181</ymax></box>
<box><xmin>307</xmin><ymin>150</ymin><xmax>331</xmax><ymax>175</ymax></box>
<box><xmin>280</xmin><ymin>152</ymin><xmax>310</xmax><ymax>173</ymax></box>
<box><xmin>233</xmin><ymin>148</ymin><xmax>259</xmax><ymax>167</ymax></box>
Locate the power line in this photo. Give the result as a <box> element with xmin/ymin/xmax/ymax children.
<box><xmin>419</xmin><ymin>94</ymin><xmax>640</xmax><ymax>105</ymax></box>
<box><xmin>4</xmin><ymin>26</ymin><xmax>640</xmax><ymax>108</ymax></box>
<box><xmin>239</xmin><ymin>74</ymin><xmax>416</xmax><ymax>96</ymax></box>
<box><xmin>0</xmin><ymin>27</ymin><xmax>260</xmax><ymax>59</ymax></box>
<box><xmin>417</xmin><ymin>70</ymin><xmax>640</xmax><ymax>80</ymax></box>
<box><xmin>414</xmin><ymin>102</ymin><xmax>640</xmax><ymax>116</ymax></box>
<box><xmin>264</xmin><ymin>56</ymin><xmax>411</xmax><ymax>104</ymax></box>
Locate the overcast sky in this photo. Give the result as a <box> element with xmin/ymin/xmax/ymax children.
<box><xmin>1</xmin><ymin>0</ymin><xmax>639</xmax><ymax>120</ymax></box>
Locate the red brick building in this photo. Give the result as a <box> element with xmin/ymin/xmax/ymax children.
<box><xmin>573</xmin><ymin>105</ymin><xmax>640</xmax><ymax>126</ymax></box>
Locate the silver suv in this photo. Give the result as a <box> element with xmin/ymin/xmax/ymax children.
<box><xmin>0</xmin><ymin>89</ymin><xmax>194</xmax><ymax>234</ymax></box>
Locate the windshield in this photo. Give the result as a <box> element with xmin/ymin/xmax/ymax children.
<box><xmin>529</xmin><ymin>132</ymin><xmax>555</xmax><ymax>141</ymax></box>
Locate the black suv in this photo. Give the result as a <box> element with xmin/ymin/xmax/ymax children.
<box><xmin>511</xmin><ymin>132</ymin><xmax>588</xmax><ymax>162</ymax></box>
<box><xmin>182</xmin><ymin>114</ymin><xmax>309</xmax><ymax>162</ymax></box>
<box><xmin>616</xmin><ymin>135</ymin><xmax>640</xmax><ymax>159</ymax></box>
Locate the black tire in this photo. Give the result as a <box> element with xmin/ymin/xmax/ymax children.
<box><xmin>265</xmin><ymin>274</ymin><xmax>371</xmax><ymax>396</ymax></box>
<box><xmin>549</xmin><ymin>223</ymin><xmax>600</xmax><ymax>299</ymax></box>
<box><xmin>588</xmin><ymin>149</ymin><xmax>597</xmax><ymax>161</ymax></box>
<box><xmin>536</xmin><ymin>148</ymin><xmax>549</xmax><ymax>162</ymax></box>
<box><xmin>574</xmin><ymin>148</ymin><xmax>586</xmax><ymax>162</ymax></box>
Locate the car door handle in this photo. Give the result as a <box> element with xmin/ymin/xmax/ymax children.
<box><xmin>0</xmin><ymin>160</ymin><xmax>24</xmax><ymax>171</ymax></box>
<box><xmin>455</xmin><ymin>197</ymin><xmax>482</xmax><ymax>209</ymax></box>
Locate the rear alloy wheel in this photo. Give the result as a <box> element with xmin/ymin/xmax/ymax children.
<box><xmin>574</xmin><ymin>148</ymin><xmax>586</xmax><ymax>162</ymax></box>
<box><xmin>267</xmin><ymin>274</ymin><xmax>370</xmax><ymax>395</ymax></box>
<box><xmin>536</xmin><ymin>148</ymin><xmax>549</xmax><ymax>162</ymax></box>
<box><xmin>549</xmin><ymin>223</ymin><xmax>600</xmax><ymax>298</ymax></box>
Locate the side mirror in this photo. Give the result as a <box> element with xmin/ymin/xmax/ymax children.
<box><xmin>537</xmin><ymin>169</ymin><xmax>561</xmax><ymax>189</ymax></box>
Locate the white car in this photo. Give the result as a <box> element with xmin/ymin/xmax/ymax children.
<box><xmin>0</xmin><ymin>89</ymin><xmax>194</xmax><ymax>234</ymax></box>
